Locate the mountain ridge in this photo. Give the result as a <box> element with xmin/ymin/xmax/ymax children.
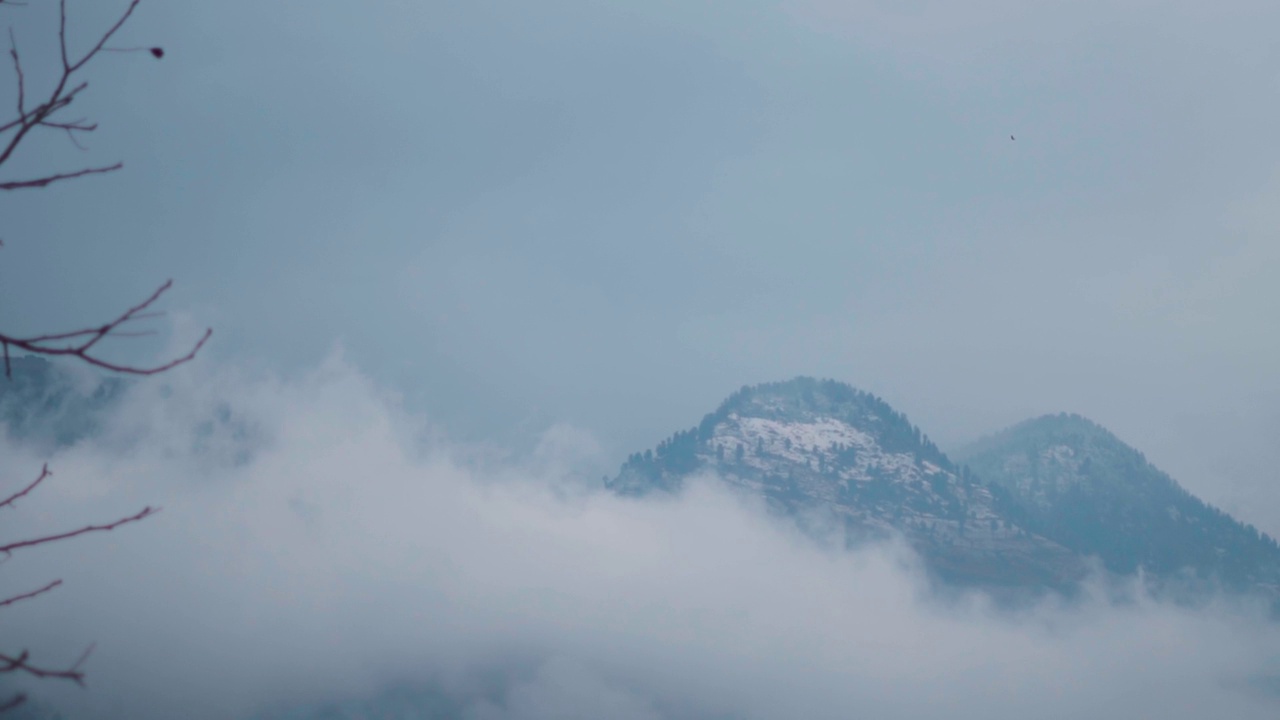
<box><xmin>608</xmin><ymin>377</ymin><xmax>1086</xmax><ymax>591</ymax></box>
<box><xmin>953</xmin><ymin>412</ymin><xmax>1280</xmax><ymax>596</ymax></box>
<box><xmin>8</xmin><ymin>362</ymin><xmax>1278</xmax><ymax>600</ymax></box>
<box><xmin>609</xmin><ymin>377</ymin><xmax>1280</xmax><ymax>600</ymax></box>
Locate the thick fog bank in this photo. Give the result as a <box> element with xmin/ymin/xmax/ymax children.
<box><xmin>1</xmin><ymin>356</ymin><xmax>1277</xmax><ymax>719</ymax></box>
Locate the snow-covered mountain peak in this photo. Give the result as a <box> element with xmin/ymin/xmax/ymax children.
<box><xmin>609</xmin><ymin>378</ymin><xmax>1084</xmax><ymax>590</ymax></box>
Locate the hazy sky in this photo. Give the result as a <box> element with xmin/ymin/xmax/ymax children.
<box><xmin>2</xmin><ymin>1</ymin><xmax>1279</xmax><ymax>530</ymax></box>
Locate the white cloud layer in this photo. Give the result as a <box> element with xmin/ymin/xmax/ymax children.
<box><xmin>2</xmin><ymin>355</ymin><xmax>1279</xmax><ymax>719</ymax></box>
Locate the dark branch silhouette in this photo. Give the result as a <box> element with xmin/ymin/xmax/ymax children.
<box><xmin>0</xmin><ymin>463</ymin><xmax>48</xmax><ymax>510</ymax></box>
<box><xmin>0</xmin><ymin>505</ymin><xmax>158</xmax><ymax>556</ymax></box>
<box><xmin>0</xmin><ymin>0</ymin><xmax>157</xmax><ymax>189</ymax></box>
<box><xmin>0</xmin><ymin>162</ymin><xmax>122</xmax><ymax>189</ymax></box>
<box><xmin>0</xmin><ymin>465</ymin><xmax>158</xmax><ymax>713</ymax></box>
<box><xmin>0</xmin><ymin>0</ymin><xmax>208</xmax><ymax>376</ymax></box>
<box><xmin>0</xmin><ymin>642</ymin><xmax>95</xmax><ymax>687</ymax></box>
<box><xmin>0</xmin><ymin>579</ymin><xmax>63</xmax><ymax>609</ymax></box>
<box><xmin>0</xmin><ymin>1</ymin><xmax>191</xmax><ymax>712</ymax></box>
<box><xmin>0</xmin><ymin>279</ymin><xmax>213</xmax><ymax>379</ymax></box>
<box><xmin>0</xmin><ymin>462</ymin><xmax>156</xmax><ymax>712</ymax></box>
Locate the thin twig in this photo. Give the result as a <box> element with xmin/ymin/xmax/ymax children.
<box><xmin>0</xmin><ymin>280</ymin><xmax>213</xmax><ymax>378</ymax></box>
<box><xmin>0</xmin><ymin>505</ymin><xmax>158</xmax><ymax>555</ymax></box>
<box><xmin>7</xmin><ymin>28</ymin><xmax>23</xmax><ymax>117</ymax></box>
<box><xmin>63</xmin><ymin>126</ymin><xmax>87</xmax><ymax>150</ymax></box>
<box><xmin>0</xmin><ymin>643</ymin><xmax>94</xmax><ymax>685</ymax></box>
<box><xmin>0</xmin><ymin>162</ymin><xmax>121</xmax><ymax>189</ymax></box>
<box><xmin>67</xmin><ymin>0</ymin><xmax>141</xmax><ymax>73</ymax></box>
<box><xmin>39</xmin><ymin>118</ymin><xmax>95</xmax><ymax>131</ymax></box>
<box><xmin>0</xmin><ymin>0</ymin><xmax>142</xmax><ymax>183</ymax></box>
<box><xmin>0</xmin><ymin>579</ymin><xmax>62</xmax><ymax>609</ymax></box>
<box><xmin>0</xmin><ymin>694</ymin><xmax>25</xmax><ymax>714</ymax></box>
<box><xmin>0</xmin><ymin>464</ymin><xmax>49</xmax><ymax>510</ymax></box>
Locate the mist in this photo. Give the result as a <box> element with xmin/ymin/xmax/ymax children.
<box><xmin>2</xmin><ymin>354</ymin><xmax>1277</xmax><ymax>719</ymax></box>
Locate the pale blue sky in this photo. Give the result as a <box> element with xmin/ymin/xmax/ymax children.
<box><xmin>3</xmin><ymin>0</ymin><xmax>1279</xmax><ymax>528</ymax></box>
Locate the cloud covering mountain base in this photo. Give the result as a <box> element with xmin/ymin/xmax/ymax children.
<box><xmin>1</xmin><ymin>355</ymin><xmax>1277</xmax><ymax>719</ymax></box>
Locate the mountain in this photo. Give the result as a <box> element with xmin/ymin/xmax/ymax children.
<box><xmin>607</xmin><ymin>377</ymin><xmax>1084</xmax><ymax>591</ymax></box>
<box><xmin>0</xmin><ymin>355</ymin><xmax>258</xmax><ymax>469</ymax></box>
<box><xmin>952</xmin><ymin>413</ymin><xmax>1280</xmax><ymax>598</ymax></box>
<box><xmin>0</xmin><ymin>355</ymin><xmax>125</xmax><ymax>449</ymax></box>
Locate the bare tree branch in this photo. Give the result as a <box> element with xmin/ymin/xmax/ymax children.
<box><xmin>0</xmin><ymin>579</ymin><xmax>62</xmax><ymax>609</ymax></box>
<box><xmin>0</xmin><ymin>464</ymin><xmax>49</xmax><ymax>510</ymax></box>
<box><xmin>0</xmin><ymin>505</ymin><xmax>157</xmax><ymax>556</ymax></box>
<box><xmin>0</xmin><ymin>3</ymin><xmax>190</xmax><ymax>712</ymax></box>
<box><xmin>0</xmin><ymin>642</ymin><xmax>94</xmax><ymax>684</ymax></box>
<box><xmin>0</xmin><ymin>279</ymin><xmax>213</xmax><ymax>378</ymax></box>
<box><xmin>39</xmin><ymin>118</ymin><xmax>95</xmax><ymax>132</ymax></box>
<box><xmin>0</xmin><ymin>460</ymin><xmax>155</xmax><ymax>715</ymax></box>
<box><xmin>66</xmin><ymin>0</ymin><xmax>139</xmax><ymax>73</ymax></box>
<box><xmin>0</xmin><ymin>161</ymin><xmax>121</xmax><ymax>189</ymax></box>
<box><xmin>7</xmin><ymin>27</ymin><xmax>23</xmax><ymax>117</ymax></box>
<box><xmin>0</xmin><ymin>0</ymin><xmax>150</xmax><ymax>187</ymax></box>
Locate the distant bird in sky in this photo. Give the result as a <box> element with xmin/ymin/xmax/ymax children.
<box><xmin>1010</xmin><ymin>135</ymin><xmax>1015</xmax><ymax>140</ymax></box>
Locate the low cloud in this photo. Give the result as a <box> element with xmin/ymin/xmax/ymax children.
<box><xmin>1</xmin><ymin>354</ymin><xmax>1277</xmax><ymax>719</ymax></box>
